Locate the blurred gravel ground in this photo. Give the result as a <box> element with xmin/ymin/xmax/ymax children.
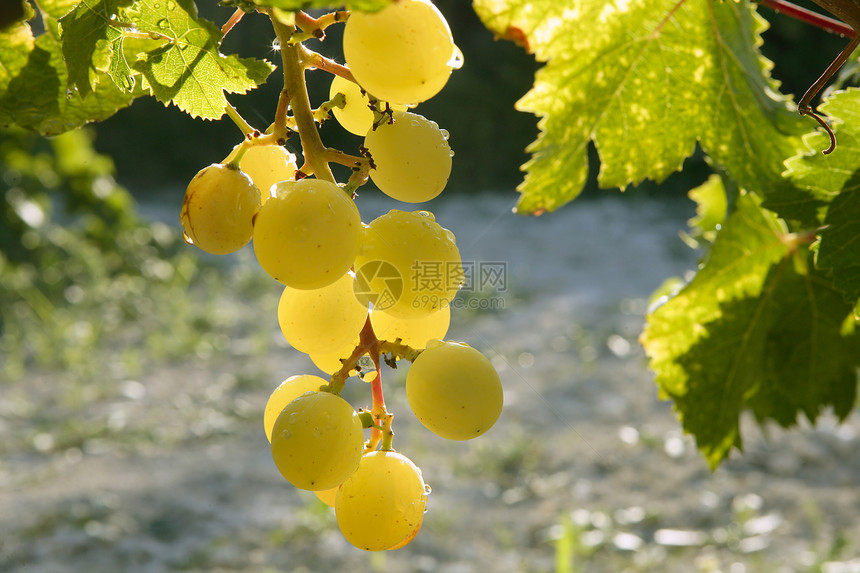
<box><xmin>1</xmin><ymin>194</ymin><xmax>858</xmax><ymax>572</ymax></box>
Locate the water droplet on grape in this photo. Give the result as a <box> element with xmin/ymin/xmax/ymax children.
<box><xmin>448</xmin><ymin>46</ymin><xmax>464</xmax><ymax>70</ymax></box>
<box><xmin>182</xmin><ymin>232</ymin><xmax>194</xmax><ymax>245</ymax></box>
<box><xmin>440</xmin><ymin>129</ymin><xmax>450</xmax><ymax>141</ymax></box>
<box><xmin>449</xmin><ymin>149</ymin><xmax>456</xmax><ymax>157</ymax></box>
<box><xmin>358</xmin><ymin>355</ymin><xmax>375</xmax><ymax>371</ymax></box>
<box><xmin>423</xmin><ymin>484</ymin><xmax>432</xmax><ymax>513</ymax></box>
<box><xmin>272</xmin><ymin>38</ymin><xmax>281</xmax><ymax>51</ymax></box>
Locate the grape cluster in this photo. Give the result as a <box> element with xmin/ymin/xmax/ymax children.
<box><xmin>179</xmin><ymin>0</ymin><xmax>501</xmax><ymax>551</ymax></box>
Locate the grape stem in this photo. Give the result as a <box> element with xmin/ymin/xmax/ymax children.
<box><xmin>758</xmin><ymin>0</ymin><xmax>855</xmax><ymax>37</ymax></box>
<box><xmin>224</xmin><ymin>101</ymin><xmax>255</xmax><ymax>136</ymax></box>
<box><xmin>758</xmin><ymin>0</ymin><xmax>859</xmax><ymax>153</ymax></box>
<box><xmin>367</xmin><ymin>346</ymin><xmax>394</xmax><ymax>452</ymax></box>
<box><xmin>326</xmin><ymin>315</ymin><xmax>424</xmax><ymax>451</ymax></box>
<box><xmin>291</xmin><ymin>10</ymin><xmax>351</xmax><ymax>44</ymax></box>
<box><xmin>306</xmin><ymin>51</ymin><xmax>357</xmax><ymax>83</ymax></box>
<box><xmin>269</xmin><ymin>15</ymin><xmax>337</xmax><ymax>182</ymax></box>
<box><xmin>221</xmin><ymin>8</ymin><xmax>245</xmax><ymax>37</ymax></box>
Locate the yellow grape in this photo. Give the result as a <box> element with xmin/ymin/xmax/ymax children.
<box><xmin>364</xmin><ymin>111</ymin><xmax>452</xmax><ymax>203</ymax></box>
<box><xmin>370</xmin><ymin>305</ymin><xmax>450</xmax><ymax>349</ymax></box>
<box><xmin>253</xmin><ymin>178</ymin><xmax>362</xmax><ymax>289</ymax></box>
<box><xmin>309</xmin><ymin>337</ymin><xmax>361</xmax><ymax>376</ymax></box>
<box><xmin>278</xmin><ymin>272</ymin><xmax>368</xmax><ymax>355</ymax></box>
<box><xmin>343</xmin><ymin>0</ymin><xmax>458</xmax><ymax>104</ymax></box>
<box><xmin>238</xmin><ymin>144</ymin><xmax>297</xmax><ymax>204</ymax></box>
<box><xmin>271</xmin><ymin>391</ymin><xmax>364</xmax><ymax>490</ymax></box>
<box><xmin>406</xmin><ymin>340</ymin><xmax>503</xmax><ymax>440</ymax></box>
<box><xmin>263</xmin><ymin>374</ymin><xmax>327</xmax><ymax>442</ymax></box>
<box><xmin>354</xmin><ymin>210</ymin><xmax>462</xmax><ymax>318</ymax></box>
<box><xmin>335</xmin><ymin>451</ymin><xmax>427</xmax><ymax>551</ymax></box>
<box><xmin>314</xmin><ymin>486</ymin><xmax>338</xmax><ymax>508</ymax></box>
<box><xmin>180</xmin><ymin>163</ymin><xmax>260</xmax><ymax>255</ymax></box>
<box><xmin>387</xmin><ymin>519</ymin><xmax>423</xmax><ymax>550</ymax></box>
<box><xmin>329</xmin><ymin>75</ymin><xmax>406</xmax><ymax>136</ymax></box>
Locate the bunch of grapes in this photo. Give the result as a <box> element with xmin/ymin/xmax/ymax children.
<box><xmin>179</xmin><ymin>0</ymin><xmax>502</xmax><ymax>551</ymax></box>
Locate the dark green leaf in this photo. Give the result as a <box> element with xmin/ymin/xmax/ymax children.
<box><xmin>0</xmin><ymin>14</ymin><xmax>136</xmax><ymax>135</ymax></box>
<box><xmin>782</xmin><ymin>89</ymin><xmax>860</xmax><ymax>302</ymax></box>
<box><xmin>642</xmin><ymin>192</ymin><xmax>858</xmax><ymax>468</ymax></box>
<box><xmin>818</xmin><ymin>184</ymin><xmax>860</xmax><ymax>301</ymax></box>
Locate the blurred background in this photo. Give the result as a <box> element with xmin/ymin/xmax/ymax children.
<box><xmin>1</xmin><ymin>1</ymin><xmax>859</xmax><ymax>571</ymax></box>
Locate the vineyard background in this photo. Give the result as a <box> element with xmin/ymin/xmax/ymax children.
<box><xmin>3</xmin><ymin>194</ymin><xmax>859</xmax><ymax>571</ymax></box>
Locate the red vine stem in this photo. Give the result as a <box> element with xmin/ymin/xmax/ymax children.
<box><xmin>368</xmin><ymin>345</ymin><xmax>394</xmax><ymax>451</ymax></box>
<box><xmin>758</xmin><ymin>0</ymin><xmax>855</xmax><ymax>37</ymax></box>
<box><xmin>221</xmin><ymin>8</ymin><xmax>244</xmax><ymax>37</ymax></box>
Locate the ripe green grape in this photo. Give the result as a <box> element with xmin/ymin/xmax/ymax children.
<box><xmin>343</xmin><ymin>0</ymin><xmax>458</xmax><ymax>104</ymax></box>
<box><xmin>335</xmin><ymin>451</ymin><xmax>427</xmax><ymax>551</ymax></box>
<box><xmin>354</xmin><ymin>210</ymin><xmax>462</xmax><ymax>318</ymax></box>
<box><xmin>278</xmin><ymin>273</ymin><xmax>368</xmax><ymax>355</ymax></box>
<box><xmin>238</xmin><ymin>144</ymin><xmax>297</xmax><ymax>204</ymax></box>
<box><xmin>406</xmin><ymin>340</ymin><xmax>502</xmax><ymax>440</ymax></box>
<box><xmin>180</xmin><ymin>163</ymin><xmax>261</xmax><ymax>255</ymax></box>
<box><xmin>253</xmin><ymin>178</ymin><xmax>362</xmax><ymax>289</ymax></box>
<box><xmin>370</xmin><ymin>305</ymin><xmax>450</xmax><ymax>349</ymax></box>
<box><xmin>387</xmin><ymin>520</ymin><xmax>423</xmax><ymax>550</ymax></box>
<box><xmin>364</xmin><ymin>111</ymin><xmax>452</xmax><ymax>203</ymax></box>
<box><xmin>263</xmin><ymin>374</ymin><xmax>327</xmax><ymax>442</ymax></box>
<box><xmin>310</xmin><ymin>338</ymin><xmax>361</xmax><ymax>376</ymax></box>
<box><xmin>314</xmin><ymin>486</ymin><xmax>338</xmax><ymax>508</ymax></box>
<box><xmin>329</xmin><ymin>75</ymin><xmax>406</xmax><ymax>137</ymax></box>
<box><xmin>271</xmin><ymin>391</ymin><xmax>364</xmax><ymax>490</ymax></box>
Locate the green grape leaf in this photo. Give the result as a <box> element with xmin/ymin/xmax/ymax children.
<box><xmin>745</xmin><ymin>265</ymin><xmax>857</xmax><ymax>427</ymax></box>
<box><xmin>684</xmin><ymin>174</ymin><xmax>727</xmax><ymax>246</ymax></box>
<box><xmin>473</xmin><ymin>0</ymin><xmax>807</xmax><ymax>215</ymax></box>
<box><xmin>781</xmin><ymin>90</ymin><xmax>860</xmax><ymax>302</ymax></box>
<box><xmin>0</xmin><ymin>9</ymin><xmax>137</xmax><ymax>135</ymax></box>
<box><xmin>644</xmin><ymin>190</ymin><xmax>790</xmax><ymax>401</ymax></box>
<box><xmin>126</xmin><ymin>0</ymin><xmax>274</xmax><ymax>119</ymax></box>
<box><xmin>248</xmin><ymin>0</ymin><xmax>390</xmax><ymax>12</ymax></box>
<box><xmin>0</xmin><ymin>21</ymin><xmax>34</xmax><ymax>99</ymax></box>
<box><xmin>38</xmin><ymin>0</ymin><xmax>81</xmax><ymax>19</ymax></box>
<box><xmin>59</xmin><ymin>0</ymin><xmax>137</xmax><ymax>96</ymax></box>
<box><xmin>817</xmin><ymin>185</ymin><xmax>860</xmax><ymax>301</ymax></box>
<box><xmin>642</xmin><ymin>191</ymin><xmax>858</xmax><ymax>468</ymax></box>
